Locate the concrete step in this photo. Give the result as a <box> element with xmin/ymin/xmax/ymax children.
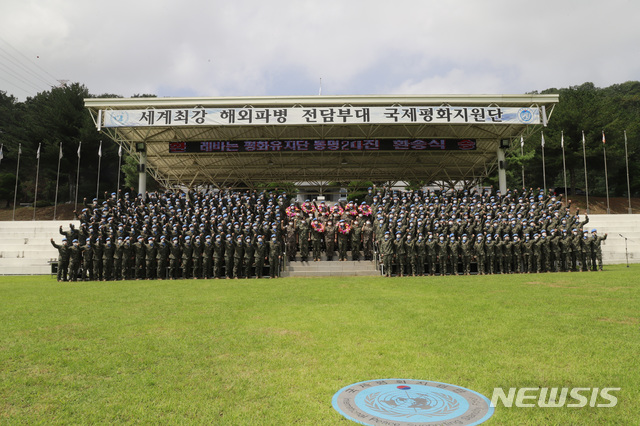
<box><xmin>283</xmin><ymin>258</ymin><xmax>380</xmax><ymax>277</ymax></box>
<box><xmin>0</xmin><ymin>250</ymin><xmax>59</xmax><ymax>259</ymax></box>
<box><xmin>285</xmin><ymin>270</ymin><xmax>380</xmax><ymax>277</ymax></box>
<box><xmin>0</xmin><ymin>265</ymin><xmax>53</xmax><ymax>275</ymax></box>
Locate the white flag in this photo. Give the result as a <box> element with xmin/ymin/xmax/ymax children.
<box><xmin>561</xmin><ymin>131</ymin><xmax>564</xmax><ymax>149</ymax></box>
<box><xmin>77</xmin><ymin>141</ymin><xmax>81</xmax><ymax>158</ymax></box>
<box><xmin>18</xmin><ymin>143</ymin><xmax>22</xmax><ymax>155</ymax></box>
<box><xmin>36</xmin><ymin>143</ymin><xmax>41</xmax><ymax>159</ymax></box>
<box><xmin>0</xmin><ymin>145</ymin><xmax>3</xmax><ymax>163</ymax></box>
<box><xmin>582</xmin><ymin>131</ymin><xmax>585</xmax><ymax>146</ymax></box>
<box><xmin>59</xmin><ymin>143</ymin><xmax>63</xmax><ymax>160</ymax></box>
<box><xmin>98</xmin><ymin>141</ymin><xmax>102</xmax><ymax>158</ymax></box>
<box><xmin>541</xmin><ymin>132</ymin><xmax>545</xmax><ymax>148</ymax></box>
<box><xmin>520</xmin><ymin>135</ymin><xmax>524</xmax><ymax>148</ymax></box>
<box><xmin>118</xmin><ymin>144</ymin><xmax>122</xmax><ymax>157</ymax></box>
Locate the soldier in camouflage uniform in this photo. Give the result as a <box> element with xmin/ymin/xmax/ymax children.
<box><xmin>426</xmin><ymin>234</ymin><xmax>438</xmax><ymax>276</ymax></box>
<box><xmin>484</xmin><ymin>234</ymin><xmax>496</xmax><ymax>275</ymax></box>
<box><xmin>393</xmin><ymin>232</ymin><xmax>406</xmax><ymax>276</ymax></box>
<box><xmin>191</xmin><ymin>235</ymin><xmax>203</xmax><ymax>279</ymax></box>
<box><xmin>522</xmin><ymin>234</ymin><xmax>533</xmax><ymax>273</ymax></box>
<box><xmin>405</xmin><ymin>234</ymin><xmax>417</xmax><ymax>276</ymax></box>
<box><xmin>351</xmin><ymin>219</ymin><xmax>362</xmax><ymax>261</ymax></box>
<box><xmin>297</xmin><ymin>217</ymin><xmax>310</xmax><ymax>262</ymax></box>
<box><xmin>145</xmin><ymin>237</ymin><xmax>158</xmax><ymax>280</ymax></box>
<box><xmin>81</xmin><ymin>238</ymin><xmax>94</xmax><ymax>281</ymax></box>
<box><xmin>233</xmin><ymin>235</ymin><xmax>245</xmax><ymax>279</ymax></box>
<box><xmin>589</xmin><ymin>229</ymin><xmax>607</xmax><ymax>271</ymax></box>
<box><xmin>532</xmin><ymin>233</ymin><xmax>543</xmax><ymax>273</ymax></box>
<box><xmin>542</xmin><ymin>230</ymin><xmax>553</xmax><ymax>272</ymax></box>
<box><xmin>473</xmin><ymin>234</ymin><xmax>485</xmax><ymax>275</ymax></box>
<box><xmin>213</xmin><ymin>235</ymin><xmax>224</xmax><ymax>279</ymax></box>
<box><xmin>268</xmin><ymin>235</ymin><xmax>282</xmax><ymax>278</ymax></box>
<box><xmin>580</xmin><ymin>230</ymin><xmax>591</xmax><ymax>272</ymax></box>
<box><xmin>157</xmin><ymin>235</ymin><xmax>170</xmax><ymax>279</ymax></box>
<box><xmin>310</xmin><ymin>219</ymin><xmax>323</xmax><ymax>261</ymax></box>
<box><xmin>133</xmin><ymin>236</ymin><xmax>146</xmax><ymax>280</ymax></box>
<box><xmin>362</xmin><ymin>220</ymin><xmax>374</xmax><ymax>261</ymax></box>
<box><xmin>285</xmin><ymin>222</ymin><xmax>297</xmax><ymax>262</ymax></box>
<box><xmin>447</xmin><ymin>233</ymin><xmax>460</xmax><ymax>275</ymax></box>
<box><xmin>570</xmin><ymin>229</ymin><xmax>581</xmax><ymax>271</ymax></box>
<box><xmin>102</xmin><ymin>237</ymin><xmax>115</xmax><ymax>281</ymax></box>
<box><xmin>68</xmin><ymin>239</ymin><xmax>82</xmax><ymax>282</ymax></box>
<box><xmin>415</xmin><ymin>234</ymin><xmax>426</xmax><ymax>276</ymax></box>
<box><xmin>113</xmin><ymin>237</ymin><xmax>124</xmax><ymax>280</ymax></box>
<box><xmin>93</xmin><ymin>236</ymin><xmax>104</xmax><ymax>281</ymax></box>
<box><xmin>244</xmin><ymin>236</ymin><xmax>255</xmax><ymax>278</ymax></box>
<box><xmin>224</xmin><ymin>234</ymin><xmax>235</xmax><ymax>279</ymax></box>
<box><xmin>121</xmin><ymin>237</ymin><xmax>133</xmax><ymax>280</ymax></box>
<box><xmin>512</xmin><ymin>235</ymin><xmax>522</xmax><ymax>273</ymax></box>
<box><xmin>169</xmin><ymin>237</ymin><xmax>181</xmax><ymax>280</ymax></box>
<box><xmin>181</xmin><ymin>235</ymin><xmax>194</xmax><ymax>279</ymax></box>
<box><xmin>380</xmin><ymin>232</ymin><xmax>394</xmax><ymax>277</ymax></box>
<box><xmin>254</xmin><ymin>236</ymin><xmax>267</xmax><ymax>278</ymax></box>
<box><xmin>460</xmin><ymin>234</ymin><xmax>472</xmax><ymax>275</ymax></box>
<box><xmin>325</xmin><ymin>221</ymin><xmax>336</xmax><ymax>261</ymax></box>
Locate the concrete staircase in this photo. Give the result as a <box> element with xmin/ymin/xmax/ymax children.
<box><xmin>585</xmin><ymin>214</ymin><xmax>640</xmax><ymax>265</ymax></box>
<box><xmin>283</xmin><ymin>257</ymin><xmax>380</xmax><ymax>277</ymax></box>
<box><xmin>0</xmin><ymin>214</ymin><xmax>638</xmax><ymax>276</ymax></box>
<box><xmin>0</xmin><ymin>220</ymin><xmax>80</xmax><ymax>275</ymax></box>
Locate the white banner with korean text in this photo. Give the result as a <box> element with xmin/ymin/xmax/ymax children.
<box><xmin>102</xmin><ymin>106</ymin><xmax>540</xmax><ymax>128</ymax></box>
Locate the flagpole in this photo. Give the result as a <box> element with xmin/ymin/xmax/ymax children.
<box><xmin>582</xmin><ymin>131</ymin><xmax>590</xmax><ymax>214</ymax></box>
<box><xmin>33</xmin><ymin>143</ymin><xmax>41</xmax><ymax>221</ymax></box>
<box><xmin>541</xmin><ymin>131</ymin><xmax>547</xmax><ymax>194</ymax></box>
<box><xmin>602</xmin><ymin>131</ymin><xmax>610</xmax><ymax>214</ymax></box>
<box><xmin>561</xmin><ymin>131</ymin><xmax>568</xmax><ymax>199</ymax></box>
<box><xmin>13</xmin><ymin>143</ymin><xmax>21</xmax><ymax>221</ymax></box>
<box><xmin>75</xmin><ymin>141</ymin><xmax>81</xmax><ymax>211</ymax></box>
<box><xmin>54</xmin><ymin>142</ymin><xmax>62</xmax><ymax>220</ymax></box>
<box><xmin>117</xmin><ymin>144</ymin><xmax>122</xmax><ymax>196</ymax></box>
<box><xmin>520</xmin><ymin>136</ymin><xmax>525</xmax><ymax>189</ymax></box>
<box><xmin>624</xmin><ymin>130</ymin><xmax>632</xmax><ymax>214</ymax></box>
<box><xmin>96</xmin><ymin>140</ymin><xmax>102</xmax><ymax>201</ymax></box>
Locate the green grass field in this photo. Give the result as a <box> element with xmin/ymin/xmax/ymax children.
<box><xmin>1</xmin><ymin>266</ymin><xmax>638</xmax><ymax>425</ymax></box>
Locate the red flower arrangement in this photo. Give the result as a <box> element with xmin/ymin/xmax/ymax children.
<box><xmin>301</xmin><ymin>202</ymin><xmax>316</xmax><ymax>214</ymax></box>
<box><xmin>316</xmin><ymin>203</ymin><xmax>328</xmax><ymax>215</ymax></box>
<box><xmin>311</xmin><ymin>221</ymin><xmax>325</xmax><ymax>233</ymax></box>
<box><xmin>345</xmin><ymin>204</ymin><xmax>358</xmax><ymax>216</ymax></box>
<box><xmin>358</xmin><ymin>204</ymin><xmax>372</xmax><ymax>216</ymax></box>
<box><xmin>337</xmin><ymin>221</ymin><xmax>352</xmax><ymax>235</ymax></box>
<box><xmin>331</xmin><ymin>205</ymin><xmax>344</xmax><ymax>216</ymax></box>
<box><xmin>285</xmin><ymin>205</ymin><xmax>299</xmax><ymax>218</ymax></box>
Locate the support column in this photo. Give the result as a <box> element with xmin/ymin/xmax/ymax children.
<box><xmin>497</xmin><ymin>147</ymin><xmax>507</xmax><ymax>194</ymax></box>
<box><xmin>138</xmin><ymin>150</ymin><xmax>147</xmax><ymax>197</ymax></box>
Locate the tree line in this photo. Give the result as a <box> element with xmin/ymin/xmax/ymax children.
<box><xmin>0</xmin><ymin>81</ymin><xmax>638</xmax><ymax>207</ymax></box>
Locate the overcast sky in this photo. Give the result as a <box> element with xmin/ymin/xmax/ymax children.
<box><xmin>1</xmin><ymin>0</ymin><xmax>638</xmax><ymax>100</ymax></box>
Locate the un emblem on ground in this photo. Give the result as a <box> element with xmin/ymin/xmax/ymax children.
<box><xmin>332</xmin><ymin>379</ymin><xmax>494</xmax><ymax>425</ymax></box>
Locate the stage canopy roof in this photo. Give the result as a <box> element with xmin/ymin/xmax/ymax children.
<box><xmin>85</xmin><ymin>94</ymin><xmax>558</xmax><ymax>189</ymax></box>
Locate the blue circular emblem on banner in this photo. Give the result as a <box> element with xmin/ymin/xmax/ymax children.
<box><xmin>332</xmin><ymin>379</ymin><xmax>494</xmax><ymax>425</ymax></box>
<box><xmin>517</xmin><ymin>108</ymin><xmax>534</xmax><ymax>123</ymax></box>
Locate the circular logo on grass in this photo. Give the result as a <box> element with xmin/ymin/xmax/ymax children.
<box><xmin>332</xmin><ymin>379</ymin><xmax>494</xmax><ymax>425</ymax></box>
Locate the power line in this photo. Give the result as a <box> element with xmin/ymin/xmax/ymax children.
<box><xmin>0</xmin><ymin>35</ymin><xmax>59</xmax><ymax>85</ymax></box>
<box><xmin>0</xmin><ymin>36</ymin><xmax>60</xmax><ymax>98</ymax></box>
<box><xmin>0</xmin><ymin>60</ymin><xmax>48</xmax><ymax>93</ymax></box>
<box><xmin>0</xmin><ymin>74</ymin><xmax>33</xmax><ymax>97</ymax></box>
<box><xmin>0</xmin><ymin>47</ymin><xmax>56</xmax><ymax>88</ymax></box>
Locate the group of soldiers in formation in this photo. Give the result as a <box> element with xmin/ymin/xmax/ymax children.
<box><xmin>49</xmin><ymin>186</ymin><xmax>608</xmax><ymax>281</ymax></box>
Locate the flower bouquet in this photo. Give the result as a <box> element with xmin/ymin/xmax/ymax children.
<box><xmin>337</xmin><ymin>221</ymin><xmax>352</xmax><ymax>235</ymax></box>
<box><xmin>311</xmin><ymin>221</ymin><xmax>325</xmax><ymax>233</ymax></box>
